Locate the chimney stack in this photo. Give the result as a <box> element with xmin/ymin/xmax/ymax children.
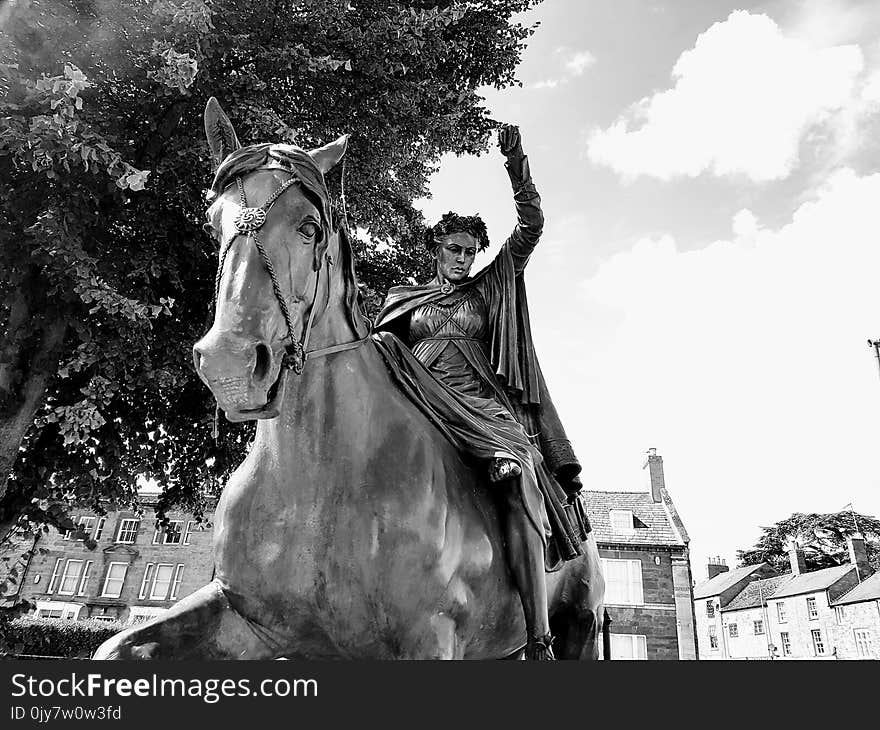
<box><xmin>706</xmin><ymin>557</ymin><xmax>728</xmax><ymax>580</ymax></box>
<box><xmin>645</xmin><ymin>447</ymin><xmax>664</xmax><ymax>504</ymax></box>
<box><xmin>787</xmin><ymin>540</ymin><xmax>807</xmax><ymax>575</ymax></box>
<box><xmin>847</xmin><ymin>533</ymin><xmax>872</xmax><ymax>580</ymax></box>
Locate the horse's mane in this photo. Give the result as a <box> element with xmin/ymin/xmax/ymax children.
<box><xmin>210</xmin><ymin>142</ymin><xmax>370</xmax><ymax>338</ymax></box>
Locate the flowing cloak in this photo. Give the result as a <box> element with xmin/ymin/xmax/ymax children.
<box><xmin>372</xmin><ymin>155</ymin><xmax>588</xmax><ymax>567</ymax></box>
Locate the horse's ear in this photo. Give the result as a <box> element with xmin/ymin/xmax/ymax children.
<box><xmin>204</xmin><ymin>97</ymin><xmax>241</xmax><ymax>169</ymax></box>
<box><xmin>309</xmin><ymin>134</ymin><xmax>348</xmax><ymax>174</ymax></box>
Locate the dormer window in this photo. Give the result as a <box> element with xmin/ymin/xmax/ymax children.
<box><xmin>610</xmin><ymin>509</ymin><xmax>635</xmax><ymax>533</ymax></box>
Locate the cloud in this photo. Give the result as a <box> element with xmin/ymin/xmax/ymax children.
<box><xmin>565</xmin><ymin>50</ymin><xmax>595</xmax><ymax>76</ymax></box>
<box><xmin>586</xmin><ymin>11</ymin><xmax>865</xmax><ymax>181</ymax></box>
<box><xmin>533</xmin><ymin>78</ymin><xmax>562</xmax><ymax>90</ymax></box>
<box><xmin>574</xmin><ymin>167</ymin><xmax>880</xmax><ymax>568</ymax></box>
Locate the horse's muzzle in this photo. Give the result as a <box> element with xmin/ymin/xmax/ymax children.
<box><xmin>193</xmin><ymin>330</ymin><xmax>286</xmax><ymax>420</ymax></box>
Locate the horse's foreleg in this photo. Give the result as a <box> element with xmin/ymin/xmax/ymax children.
<box><xmin>93</xmin><ymin>581</ymin><xmax>277</xmax><ymax>660</ymax></box>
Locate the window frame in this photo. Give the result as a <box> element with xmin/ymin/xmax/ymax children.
<box><xmin>47</xmin><ymin>558</ymin><xmax>64</xmax><ymax>594</ymax></box>
<box><xmin>162</xmin><ymin>520</ymin><xmax>183</xmax><ymax>545</ymax></box>
<box><xmin>139</xmin><ymin>563</ymin><xmax>155</xmax><ymax>600</ymax></box>
<box><xmin>706</xmin><ymin>599</ymin><xmax>715</xmax><ymax>618</ymax></box>
<box><xmin>169</xmin><ymin>564</ymin><xmax>185</xmax><ymax>600</ymax></box>
<box><xmin>776</xmin><ymin>601</ymin><xmax>787</xmax><ymax>623</ymax></box>
<box><xmin>780</xmin><ymin>631</ymin><xmax>791</xmax><ymax>656</ymax></box>
<box><xmin>753</xmin><ymin>619</ymin><xmax>764</xmax><ymax>636</ymax></box>
<box><xmin>600</xmin><ymin>558</ymin><xmax>644</xmax><ymax>606</ymax></box>
<box><xmin>93</xmin><ymin>517</ymin><xmax>106</xmax><ymax>541</ymax></box>
<box><xmin>853</xmin><ymin>629</ymin><xmax>874</xmax><ymax>658</ymax></box>
<box><xmin>115</xmin><ymin>518</ymin><xmax>140</xmax><ymax>544</ymax></box>
<box><xmin>806</xmin><ymin>596</ymin><xmax>818</xmax><ymax>620</ymax></box>
<box><xmin>183</xmin><ymin>520</ymin><xmax>195</xmax><ymax>545</ymax></box>
<box><xmin>76</xmin><ymin>560</ymin><xmax>93</xmax><ymax>596</ymax></box>
<box><xmin>149</xmin><ymin>563</ymin><xmax>175</xmax><ymax>600</ymax></box>
<box><xmin>811</xmin><ymin>628</ymin><xmax>826</xmax><ymax>656</ymax></box>
<box><xmin>609</xmin><ymin>633</ymin><xmax>648</xmax><ymax>660</ymax></box>
<box><xmin>728</xmin><ymin>622</ymin><xmax>738</xmax><ymax>638</ymax></box>
<box><xmin>57</xmin><ymin>559</ymin><xmax>84</xmax><ymax>596</ymax></box>
<box><xmin>708</xmin><ymin>625</ymin><xmax>718</xmax><ymax>650</ymax></box>
<box><xmin>100</xmin><ymin>562</ymin><xmax>129</xmax><ymax>598</ymax></box>
<box><xmin>609</xmin><ymin>509</ymin><xmax>635</xmax><ymax>533</ymax></box>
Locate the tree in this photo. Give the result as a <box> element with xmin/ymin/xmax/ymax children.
<box><xmin>737</xmin><ymin>511</ymin><xmax>880</xmax><ymax>573</ymax></box>
<box><xmin>0</xmin><ymin>0</ymin><xmax>542</xmax><ymax>548</ymax></box>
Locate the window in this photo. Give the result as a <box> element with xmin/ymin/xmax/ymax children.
<box><xmin>728</xmin><ymin>623</ymin><xmax>738</xmax><ymax>638</ymax></box>
<box><xmin>76</xmin><ymin>561</ymin><xmax>92</xmax><ymax>596</ymax></box>
<box><xmin>90</xmin><ymin>614</ymin><xmax>117</xmax><ymax>623</ymax></box>
<box><xmin>116</xmin><ymin>519</ymin><xmax>140</xmax><ymax>544</ymax></box>
<box><xmin>139</xmin><ymin>563</ymin><xmax>155</xmax><ymax>600</ymax></box>
<box><xmin>47</xmin><ymin>558</ymin><xmax>64</xmax><ymax>594</ymax></box>
<box><xmin>183</xmin><ymin>520</ymin><xmax>195</xmax><ymax>545</ymax></box>
<box><xmin>57</xmin><ymin>560</ymin><xmax>84</xmax><ymax>596</ymax></box>
<box><xmin>609</xmin><ymin>510</ymin><xmax>634</xmax><ymax>533</ymax></box>
<box><xmin>781</xmin><ymin>632</ymin><xmax>791</xmax><ymax>656</ymax></box>
<box><xmin>753</xmin><ymin>619</ymin><xmax>764</xmax><ymax>635</ymax></box>
<box><xmin>777</xmin><ymin>601</ymin><xmax>787</xmax><ymax>622</ymax></box>
<box><xmin>101</xmin><ymin>562</ymin><xmax>128</xmax><ymax>598</ymax></box>
<box><xmin>601</xmin><ymin>558</ymin><xmax>644</xmax><ymax>605</ymax></box>
<box><xmin>35</xmin><ymin>601</ymin><xmax>81</xmax><ymax>620</ymax></box>
<box><xmin>94</xmin><ymin>517</ymin><xmax>106</xmax><ymax>541</ymax></box>
<box><xmin>150</xmin><ymin>564</ymin><xmax>175</xmax><ymax>600</ymax></box>
<box><xmin>610</xmin><ymin>634</ymin><xmax>647</xmax><ymax>660</ymax></box>
<box><xmin>708</xmin><ymin>625</ymin><xmax>718</xmax><ymax>650</ymax></box>
<box><xmin>806</xmin><ymin>597</ymin><xmax>818</xmax><ymax>619</ymax></box>
<box><xmin>163</xmin><ymin>521</ymin><xmax>183</xmax><ymax>545</ymax></box>
<box><xmin>835</xmin><ymin>606</ymin><xmax>846</xmax><ymax>624</ymax></box>
<box><xmin>854</xmin><ymin>629</ymin><xmax>874</xmax><ymax>658</ymax></box>
<box><xmin>811</xmin><ymin>629</ymin><xmax>825</xmax><ymax>656</ymax></box>
<box><xmin>170</xmin><ymin>564</ymin><xmax>184</xmax><ymax>600</ymax></box>
<box><xmin>76</xmin><ymin>516</ymin><xmax>94</xmax><ymax>540</ymax></box>
<box><xmin>37</xmin><ymin>607</ymin><xmax>64</xmax><ymax>619</ymax></box>
<box><xmin>706</xmin><ymin>599</ymin><xmax>715</xmax><ymax>618</ymax></box>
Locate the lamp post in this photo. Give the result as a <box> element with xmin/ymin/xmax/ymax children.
<box><xmin>868</xmin><ymin>339</ymin><xmax>880</xmax><ymax>380</ymax></box>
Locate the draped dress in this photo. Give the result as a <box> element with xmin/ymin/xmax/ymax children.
<box><xmin>373</xmin><ymin>154</ymin><xmax>588</xmax><ymax>566</ymax></box>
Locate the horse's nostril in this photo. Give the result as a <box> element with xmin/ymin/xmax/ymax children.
<box><xmin>253</xmin><ymin>343</ymin><xmax>271</xmax><ymax>382</ymax></box>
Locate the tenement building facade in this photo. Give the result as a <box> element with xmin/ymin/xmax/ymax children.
<box><xmin>14</xmin><ymin>495</ymin><xmax>215</xmax><ymax>624</ymax></box>
<box><xmin>694</xmin><ymin>536</ymin><xmax>878</xmax><ymax>659</ymax></box>
<box><xmin>583</xmin><ymin>449</ymin><xmax>698</xmax><ymax>660</ymax></box>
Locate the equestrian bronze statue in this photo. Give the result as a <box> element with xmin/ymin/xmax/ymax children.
<box><xmin>94</xmin><ymin>99</ymin><xmax>604</xmax><ymax>660</ymax></box>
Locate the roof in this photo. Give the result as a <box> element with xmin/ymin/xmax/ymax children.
<box><xmin>770</xmin><ymin>564</ymin><xmax>854</xmax><ymax>599</ymax></box>
<box><xmin>832</xmin><ymin>571</ymin><xmax>880</xmax><ymax>606</ymax></box>
<box><xmin>723</xmin><ymin>575</ymin><xmax>792</xmax><ymax>612</ymax></box>
<box><xmin>583</xmin><ymin>490</ymin><xmax>685</xmax><ymax>548</ymax></box>
<box><xmin>693</xmin><ymin>564</ymin><xmax>768</xmax><ymax>600</ymax></box>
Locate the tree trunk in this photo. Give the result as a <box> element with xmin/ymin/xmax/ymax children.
<box><xmin>0</xmin><ymin>317</ymin><xmax>67</xmax><ymax>505</ymax></box>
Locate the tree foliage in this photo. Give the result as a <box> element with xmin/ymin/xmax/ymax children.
<box><xmin>737</xmin><ymin>511</ymin><xmax>880</xmax><ymax>573</ymax></box>
<box><xmin>0</xmin><ymin>0</ymin><xmax>541</xmax><ymax>544</ymax></box>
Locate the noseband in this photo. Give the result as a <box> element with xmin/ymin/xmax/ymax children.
<box><xmin>212</xmin><ymin>171</ymin><xmax>368</xmax><ymax>375</ymax></box>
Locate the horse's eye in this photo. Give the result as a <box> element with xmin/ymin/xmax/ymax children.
<box><xmin>299</xmin><ymin>221</ymin><xmax>320</xmax><ymax>240</ymax></box>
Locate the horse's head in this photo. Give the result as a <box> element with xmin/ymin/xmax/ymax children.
<box><xmin>193</xmin><ymin>98</ymin><xmax>363</xmax><ymax>421</ymax></box>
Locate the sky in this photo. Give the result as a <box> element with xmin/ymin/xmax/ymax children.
<box><xmin>414</xmin><ymin>0</ymin><xmax>880</xmax><ymax>578</ymax></box>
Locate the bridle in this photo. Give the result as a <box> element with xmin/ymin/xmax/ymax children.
<box><xmin>211</xmin><ymin>169</ymin><xmax>369</xmax><ymax>376</ymax></box>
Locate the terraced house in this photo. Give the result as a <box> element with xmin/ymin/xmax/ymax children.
<box><xmin>13</xmin><ymin>495</ymin><xmax>215</xmax><ymax>625</ymax></box>
<box><xmin>694</xmin><ymin>535</ymin><xmax>878</xmax><ymax>660</ymax></box>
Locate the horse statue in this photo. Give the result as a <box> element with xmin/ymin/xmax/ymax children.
<box><xmin>94</xmin><ymin>99</ymin><xmax>604</xmax><ymax>660</ymax></box>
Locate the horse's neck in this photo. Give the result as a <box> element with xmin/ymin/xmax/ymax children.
<box><xmin>255</xmin><ymin>304</ymin><xmax>391</xmax><ymax>463</ymax></box>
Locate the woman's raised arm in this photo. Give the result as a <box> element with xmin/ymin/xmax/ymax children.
<box><xmin>499</xmin><ymin>124</ymin><xmax>543</xmax><ymax>274</ymax></box>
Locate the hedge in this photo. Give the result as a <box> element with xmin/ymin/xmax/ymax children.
<box><xmin>0</xmin><ymin>616</ymin><xmax>125</xmax><ymax>659</ymax></box>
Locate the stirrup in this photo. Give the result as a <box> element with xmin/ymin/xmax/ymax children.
<box><xmin>524</xmin><ymin>633</ymin><xmax>555</xmax><ymax>661</ymax></box>
<box><xmin>489</xmin><ymin>457</ymin><xmax>522</xmax><ymax>483</ymax></box>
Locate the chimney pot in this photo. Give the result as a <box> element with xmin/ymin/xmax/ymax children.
<box><xmin>787</xmin><ymin>539</ymin><xmax>807</xmax><ymax>575</ymax></box>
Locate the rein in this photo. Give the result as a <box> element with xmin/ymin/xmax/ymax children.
<box><xmin>212</xmin><ymin>170</ymin><xmax>369</xmax><ymax>376</ymax></box>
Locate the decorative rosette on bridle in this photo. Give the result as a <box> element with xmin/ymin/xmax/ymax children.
<box><xmin>234</xmin><ymin>207</ymin><xmax>268</xmax><ymax>233</ymax></box>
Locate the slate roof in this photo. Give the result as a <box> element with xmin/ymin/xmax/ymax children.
<box><xmin>583</xmin><ymin>490</ymin><xmax>685</xmax><ymax>548</ymax></box>
<box><xmin>770</xmin><ymin>564</ymin><xmax>854</xmax><ymax>599</ymax></box>
<box><xmin>723</xmin><ymin>575</ymin><xmax>792</xmax><ymax>612</ymax></box>
<box><xmin>832</xmin><ymin>571</ymin><xmax>880</xmax><ymax>606</ymax></box>
<box><xmin>693</xmin><ymin>564</ymin><xmax>768</xmax><ymax>600</ymax></box>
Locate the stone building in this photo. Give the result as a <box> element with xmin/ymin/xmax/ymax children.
<box><xmin>15</xmin><ymin>495</ymin><xmax>215</xmax><ymax>624</ymax></box>
<box><xmin>693</xmin><ymin>535</ymin><xmax>877</xmax><ymax>660</ymax></box>
<box><xmin>583</xmin><ymin>449</ymin><xmax>697</xmax><ymax>660</ymax></box>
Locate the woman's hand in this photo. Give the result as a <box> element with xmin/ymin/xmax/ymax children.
<box><xmin>497</xmin><ymin>124</ymin><xmax>524</xmax><ymax>158</ymax></box>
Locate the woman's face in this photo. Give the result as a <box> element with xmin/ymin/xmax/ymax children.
<box><xmin>435</xmin><ymin>232</ymin><xmax>478</xmax><ymax>282</ymax></box>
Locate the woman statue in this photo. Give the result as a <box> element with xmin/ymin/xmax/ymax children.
<box><xmin>374</xmin><ymin>125</ymin><xmax>588</xmax><ymax>660</ymax></box>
